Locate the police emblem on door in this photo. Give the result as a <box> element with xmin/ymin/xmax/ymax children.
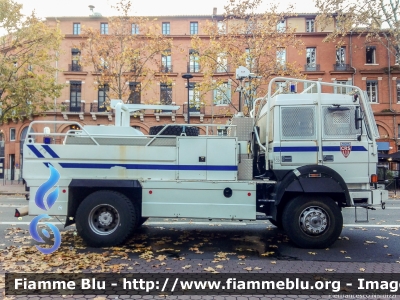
<box><xmin>340</xmin><ymin>142</ymin><xmax>352</xmax><ymax>158</ymax></box>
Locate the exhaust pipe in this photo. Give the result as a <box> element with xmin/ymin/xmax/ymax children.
<box><xmin>15</xmin><ymin>206</ymin><xmax>28</xmax><ymax>217</ymax></box>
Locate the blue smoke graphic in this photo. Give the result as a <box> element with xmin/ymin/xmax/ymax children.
<box><xmin>29</xmin><ymin>214</ymin><xmax>62</xmax><ymax>255</ymax></box>
<box><xmin>29</xmin><ymin>165</ymin><xmax>62</xmax><ymax>254</ymax></box>
<box><xmin>35</xmin><ymin>164</ymin><xmax>60</xmax><ymax>210</ymax></box>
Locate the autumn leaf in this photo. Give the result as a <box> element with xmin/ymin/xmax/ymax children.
<box><xmin>244</xmin><ymin>267</ymin><xmax>253</xmax><ymax>271</ymax></box>
<box><xmin>359</xmin><ymin>268</ymin><xmax>366</xmax><ymax>272</ymax></box>
<box><xmin>325</xmin><ymin>269</ymin><xmax>336</xmax><ymax>272</ymax></box>
<box><xmin>261</xmin><ymin>251</ymin><xmax>275</xmax><ymax>256</ymax></box>
<box><xmin>308</xmin><ymin>252</ymin><xmax>317</xmax><ymax>255</ymax></box>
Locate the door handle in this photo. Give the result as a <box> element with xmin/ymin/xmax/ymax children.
<box><xmin>282</xmin><ymin>156</ymin><xmax>292</xmax><ymax>162</ymax></box>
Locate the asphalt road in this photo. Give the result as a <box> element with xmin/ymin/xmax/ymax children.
<box><xmin>1</xmin><ymin>195</ymin><xmax>399</xmax><ymax>263</ymax></box>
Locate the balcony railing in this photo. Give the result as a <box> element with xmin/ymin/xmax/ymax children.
<box><xmin>215</xmin><ymin>65</ymin><xmax>231</xmax><ymax>73</ymax></box>
<box><xmin>62</xmin><ymin>101</ymin><xmax>85</xmax><ymax>113</ymax></box>
<box><xmin>304</xmin><ymin>64</ymin><xmax>320</xmax><ymax>72</ymax></box>
<box><xmin>187</xmin><ymin>63</ymin><xmax>201</xmax><ymax>73</ymax></box>
<box><xmin>160</xmin><ymin>65</ymin><xmax>173</xmax><ymax>73</ymax></box>
<box><xmin>68</xmin><ymin>64</ymin><xmax>82</xmax><ymax>72</ymax></box>
<box><xmin>90</xmin><ymin>103</ymin><xmax>107</xmax><ymax>112</ymax></box>
<box><xmin>183</xmin><ymin>103</ymin><xmax>205</xmax><ymax>114</ymax></box>
<box><xmin>333</xmin><ymin>63</ymin><xmax>353</xmax><ymax>72</ymax></box>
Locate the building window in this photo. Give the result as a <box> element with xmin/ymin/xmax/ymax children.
<box><xmin>128</xmin><ymin>82</ymin><xmax>141</xmax><ymax>104</ymax></box>
<box><xmin>190</xmin><ymin>22</ymin><xmax>198</xmax><ymax>35</ymax></box>
<box><xmin>98</xmin><ymin>84</ymin><xmax>108</xmax><ymax>112</ymax></box>
<box><xmin>334</xmin><ymin>80</ymin><xmax>352</xmax><ymax>94</ymax></box>
<box><xmin>70</xmin><ymin>81</ymin><xmax>82</xmax><ymax>112</ymax></box>
<box><xmin>73</xmin><ymin>23</ymin><xmax>81</xmax><ymax>35</ymax></box>
<box><xmin>188</xmin><ymin>83</ymin><xmax>200</xmax><ymax>112</ymax></box>
<box><xmin>277</xmin><ymin>20</ymin><xmax>286</xmax><ymax>32</ymax></box>
<box><xmin>160</xmin><ymin>83</ymin><xmax>172</xmax><ymax>105</ymax></box>
<box><xmin>245</xmin><ymin>48</ymin><xmax>255</xmax><ymax>70</ymax></box>
<box><xmin>71</xmin><ymin>48</ymin><xmax>81</xmax><ymax>71</ymax></box>
<box><xmin>306</xmin><ymin>19</ymin><xmax>315</xmax><ymax>32</ymax></box>
<box><xmin>306</xmin><ymin>47</ymin><xmax>317</xmax><ymax>70</ymax></box>
<box><xmin>216</xmin><ymin>53</ymin><xmax>228</xmax><ymax>73</ymax></box>
<box><xmin>213</xmin><ymin>82</ymin><xmax>231</xmax><ymax>105</ymax></box>
<box><xmin>276</xmin><ymin>48</ymin><xmax>286</xmax><ymax>68</ymax></box>
<box><xmin>10</xmin><ymin>128</ymin><xmax>15</xmax><ymax>141</ymax></box>
<box><xmin>189</xmin><ymin>49</ymin><xmax>200</xmax><ymax>72</ymax></box>
<box><xmin>303</xmin><ymin>81</ymin><xmax>318</xmax><ymax>93</ymax></box>
<box><xmin>100</xmin><ymin>23</ymin><xmax>108</xmax><ymax>35</ymax></box>
<box><xmin>217</xmin><ymin>21</ymin><xmax>226</xmax><ymax>34</ymax></box>
<box><xmin>132</xmin><ymin>23</ymin><xmax>139</xmax><ymax>34</ymax></box>
<box><xmin>162</xmin><ymin>22</ymin><xmax>170</xmax><ymax>35</ymax></box>
<box><xmin>397</xmin><ymin>80</ymin><xmax>400</xmax><ymax>102</ymax></box>
<box><xmin>366</xmin><ymin>46</ymin><xmax>376</xmax><ymax>64</ymax></box>
<box><xmin>366</xmin><ymin>80</ymin><xmax>378</xmax><ymax>103</ymax></box>
<box><xmin>161</xmin><ymin>49</ymin><xmax>172</xmax><ymax>72</ymax></box>
<box><xmin>246</xmin><ymin>20</ymin><xmax>256</xmax><ymax>34</ymax></box>
<box><xmin>336</xmin><ymin>47</ymin><xmax>346</xmax><ymax>65</ymax></box>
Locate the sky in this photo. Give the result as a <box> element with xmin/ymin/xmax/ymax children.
<box><xmin>14</xmin><ymin>0</ymin><xmax>315</xmax><ymax>18</ymax></box>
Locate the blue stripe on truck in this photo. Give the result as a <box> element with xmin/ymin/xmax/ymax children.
<box><xmin>59</xmin><ymin>163</ymin><xmax>238</xmax><ymax>171</ymax></box>
<box><xmin>274</xmin><ymin>146</ymin><xmax>367</xmax><ymax>152</ymax></box>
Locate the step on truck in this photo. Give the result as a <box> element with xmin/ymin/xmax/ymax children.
<box><xmin>18</xmin><ymin>77</ymin><xmax>388</xmax><ymax>249</ymax></box>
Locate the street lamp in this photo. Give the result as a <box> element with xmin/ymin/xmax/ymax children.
<box><xmin>182</xmin><ymin>73</ymin><xmax>193</xmax><ymax>124</ymax></box>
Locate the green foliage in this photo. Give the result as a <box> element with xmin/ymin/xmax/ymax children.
<box><xmin>0</xmin><ymin>0</ymin><xmax>64</xmax><ymax>122</ymax></box>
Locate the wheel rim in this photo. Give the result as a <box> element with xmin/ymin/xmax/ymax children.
<box><xmin>299</xmin><ymin>206</ymin><xmax>329</xmax><ymax>236</ymax></box>
<box><xmin>88</xmin><ymin>204</ymin><xmax>120</xmax><ymax>235</ymax></box>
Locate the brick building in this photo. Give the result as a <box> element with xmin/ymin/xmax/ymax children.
<box><xmin>0</xmin><ymin>12</ymin><xmax>398</xmax><ymax>180</ymax></box>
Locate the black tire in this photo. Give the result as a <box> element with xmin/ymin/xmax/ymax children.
<box><xmin>149</xmin><ymin>125</ymin><xmax>199</xmax><ymax>136</ymax></box>
<box><xmin>269</xmin><ymin>218</ymin><xmax>283</xmax><ymax>229</ymax></box>
<box><xmin>76</xmin><ymin>190</ymin><xmax>137</xmax><ymax>247</ymax></box>
<box><xmin>282</xmin><ymin>195</ymin><xmax>343</xmax><ymax>249</ymax></box>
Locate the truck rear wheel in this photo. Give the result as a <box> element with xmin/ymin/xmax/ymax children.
<box><xmin>282</xmin><ymin>195</ymin><xmax>342</xmax><ymax>249</ymax></box>
<box><xmin>76</xmin><ymin>190</ymin><xmax>137</xmax><ymax>247</ymax></box>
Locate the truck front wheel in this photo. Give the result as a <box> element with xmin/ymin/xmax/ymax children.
<box><xmin>282</xmin><ymin>196</ymin><xmax>343</xmax><ymax>249</ymax></box>
<box><xmin>76</xmin><ymin>190</ymin><xmax>137</xmax><ymax>247</ymax></box>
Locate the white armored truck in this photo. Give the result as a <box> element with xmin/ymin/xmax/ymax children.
<box><xmin>18</xmin><ymin>77</ymin><xmax>388</xmax><ymax>249</ymax></box>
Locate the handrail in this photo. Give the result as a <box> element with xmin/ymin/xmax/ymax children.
<box><xmin>26</xmin><ymin>121</ymin><xmax>100</xmax><ymax>145</ymax></box>
<box><xmin>24</xmin><ymin>121</ymin><xmax>239</xmax><ymax>147</ymax></box>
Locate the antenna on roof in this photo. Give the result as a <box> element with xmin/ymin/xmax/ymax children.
<box><xmin>89</xmin><ymin>5</ymin><xmax>102</xmax><ymax>17</ymax></box>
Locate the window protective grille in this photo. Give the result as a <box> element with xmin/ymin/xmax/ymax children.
<box><xmin>322</xmin><ymin>106</ymin><xmax>361</xmax><ymax>138</ymax></box>
<box><xmin>281</xmin><ymin>107</ymin><xmax>316</xmax><ymax>139</ymax></box>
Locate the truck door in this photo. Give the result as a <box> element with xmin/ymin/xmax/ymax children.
<box><xmin>321</xmin><ymin>105</ymin><xmax>369</xmax><ymax>183</ymax></box>
<box><xmin>279</xmin><ymin>106</ymin><xmax>318</xmax><ymax>167</ymax></box>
